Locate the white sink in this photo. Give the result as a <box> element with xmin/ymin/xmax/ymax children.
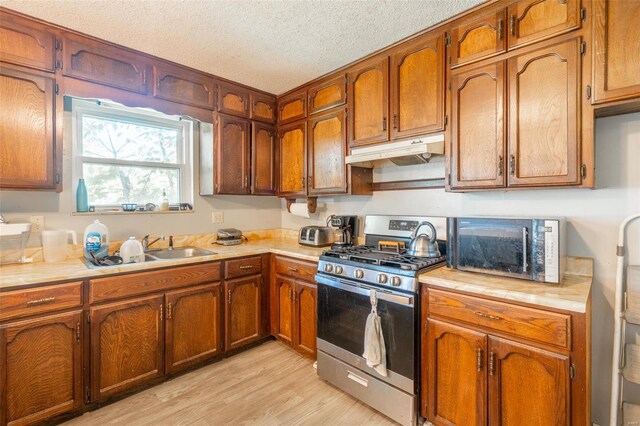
<box><xmin>0</xmin><ymin>223</ymin><xmax>32</xmax><ymax>236</ymax></box>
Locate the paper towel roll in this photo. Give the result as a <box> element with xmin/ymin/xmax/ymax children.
<box><xmin>289</xmin><ymin>202</ymin><xmax>311</xmax><ymax>218</ymax></box>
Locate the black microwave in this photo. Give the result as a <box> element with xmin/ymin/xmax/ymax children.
<box><xmin>447</xmin><ymin>217</ymin><xmax>566</xmax><ymax>283</ymax></box>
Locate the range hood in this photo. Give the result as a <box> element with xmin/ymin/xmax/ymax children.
<box><xmin>345</xmin><ymin>133</ymin><xmax>445</xmax><ymax>167</ymax></box>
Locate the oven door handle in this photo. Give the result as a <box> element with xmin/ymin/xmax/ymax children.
<box><xmin>315</xmin><ymin>275</ymin><xmax>414</xmax><ymax>306</ymax></box>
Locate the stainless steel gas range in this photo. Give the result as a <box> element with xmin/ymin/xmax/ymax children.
<box><xmin>315</xmin><ymin>215</ymin><xmax>447</xmax><ymax>425</ymax></box>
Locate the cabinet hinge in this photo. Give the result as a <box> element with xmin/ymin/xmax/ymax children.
<box><xmin>444</xmin><ymin>115</ymin><xmax>448</xmax><ymax>126</ymax></box>
<box><xmin>54</xmin><ymin>83</ymin><xmax>59</xmax><ymax>95</ymax></box>
<box><xmin>55</xmin><ymin>59</ymin><xmax>62</xmax><ymax>70</ymax></box>
<box><xmin>580</xmin><ymin>7</ymin><xmax>586</xmax><ymax>21</ymax></box>
<box><xmin>86</xmin><ymin>311</ymin><xmax>91</xmax><ymax>323</ymax></box>
<box><xmin>586</xmin><ymin>85</ymin><xmax>592</xmax><ymax>100</ymax></box>
<box><xmin>55</xmin><ymin>173</ymin><xmax>60</xmax><ymax>184</ymax></box>
<box><xmin>448</xmin><ymin>81</ymin><xmax>451</xmax><ymax>91</ymax></box>
<box><xmin>444</xmin><ymin>34</ymin><xmax>451</xmax><ymax>46</ymax></box>
<box><xmin>581</xmin><ymin>164</ymin><xmax>587</xmax><ymax>179</ymax></box>
<box><xmin>85</xmin><ymin>386</ymin><xmax>91</xmax><ymax>403</ymax></box>
<box><xmin>447</xmin><ymin>172</ymin><xmax>451</xmax><ymax>186</ymax></box>
<box><xmin>580</xmin><ymin>42</ymin><xmax>586</xmax><ymax>55</ymax></box>
<box><xmin>55</xmin><ymin>39</ymin><xmax>62</xmax><ymax>51</ymax></box>
<box><xmin>570</xmin><ymin>364</ymin><xmax>576</xmax><ymax>379</ymax></box>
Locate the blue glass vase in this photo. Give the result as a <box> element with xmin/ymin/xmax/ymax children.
<box><xmin>76</xmin><ymin>178</ymin><xmax>89</xmax><ymax>212</ymax></box>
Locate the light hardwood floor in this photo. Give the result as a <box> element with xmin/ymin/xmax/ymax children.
<box><xmin>65</xmin><ymin>341</ymin><xmax>397</xmax><ymax>425</ymax></box>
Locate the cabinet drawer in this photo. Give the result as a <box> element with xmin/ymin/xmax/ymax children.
<box><xmin>90</xmin><ymin>262</ymin><xmax>221</xmax><ymax>303</ymax></box>
<box><xmin>428</xmin><ymin>289</ymin><xmax>570</xmax><ymax>349</ymax></box>
<box><xmin>225</xmin><ymin>256</ymin><xmax>262</xmax><ymax>279</ymax></box>
<box><xmin>0</xmin><ymin>281</ymin><xmax>82</xmax><ymax>321</ymax></box>
<box><xmin>274</xmin><ymin>256</ymin><xmax>317</xmax><ymax>282</ymax></box>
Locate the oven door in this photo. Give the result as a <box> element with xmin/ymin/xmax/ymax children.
<box><xmin>315</xmin><ymin>274</ymin><xmax>416</xmax><ymax>391</ymax></box>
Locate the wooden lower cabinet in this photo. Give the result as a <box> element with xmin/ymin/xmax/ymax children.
<box><xmin>224</xmin><ymin>275</ymin><xmax>262</xmax><ymax>351</ymax></box>
<box><xmin>0</xmin><ymin>310</ymin><xmax>83</xmax><ymax>426</ymax></box>
<box><xmin>272</xmin><ymin>275</ymin><xmax>294</xmax><ymax>345</ymax></box>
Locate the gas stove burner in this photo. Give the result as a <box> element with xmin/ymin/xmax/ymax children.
<box><xmin>322</xmin><ymin>245</ymin><xmax>446</xmax><ymax>272</ymax></box>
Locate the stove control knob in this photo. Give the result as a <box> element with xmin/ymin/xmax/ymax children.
<box><xmin>324</xmin><ymin>264</ymin><xmax>334</xmax><ymax>273</ymax></box>
<box><xmin>377</xmin><ymin>274</ymin><xmax>388</xmax><ymax>284</ymax></box>
<box><xmin>354</xmin><ymin>269</ymin><xmax>364</xmax><ymax>279</ymax></box>
<box><xmin>335</xmin><ymin>266</ymin><xmax>343</xmax><ymax>275</ymax></box>
<box><xmin>391</xmin><ymin>276</ymin><xmax>402</xmax><ymax>287</ymax></box>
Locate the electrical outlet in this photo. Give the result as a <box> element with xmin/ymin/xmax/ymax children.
<box><xmin>30</xmin><ymin>215</ymin><xmax>44</xmax><ymax>232</ymax></box>
<box><xmin>212</xmin><ymin>212</ymin><xmax>224</xmax><ymax>223</ymax></box>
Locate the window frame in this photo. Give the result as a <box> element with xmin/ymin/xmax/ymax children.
<box><xmin>71</xmin><ymin>98</ymin><xmax>194</xmax><ymax>208</ymax></box>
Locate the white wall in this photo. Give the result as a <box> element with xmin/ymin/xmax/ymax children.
<box><xmin>282</xmin><ymin>112</ymin><xmax>640</xmax><ymax>425</ymax></box>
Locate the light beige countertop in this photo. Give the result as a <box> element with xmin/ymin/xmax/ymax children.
<box><xmin>419</xmin><ymin>257</ymin><xmax>593</xmax><ymax>313</ymax></box>
<box><xmin>0</xmin><ymin>237</ymin><xmax>324</xmax><ymax>290</ymax></box>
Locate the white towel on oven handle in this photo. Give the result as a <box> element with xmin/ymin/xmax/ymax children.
<box><xmin>362</xmin><ymin>290</ymin><xmax>388</xmax><ymax>377</ymax></box>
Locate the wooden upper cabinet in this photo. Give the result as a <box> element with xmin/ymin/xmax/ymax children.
<box><xmin>593</xmin><ymin>0</ymin><xmax>640</xmax><ymax>104</ymax></box>
<box><xmin>450</xmin><ymin>61</ymin><xmax>506</xmax><ymax>190</ymax></box>
<box><xmin>293</xmin><ymin>280</ymin><xmax>317</xmax><ymax>359</ymax></box>
<box><xmin>427</xmin><ymin>319</ymin><xmax>487</xmax><ymax>426</ymax></box>
<box><xmin>308</xmin><ymin>74</ymin><xmax>347</xmax><ymax>115</ymax></box>
<box><xmin>507</xmin><ymin>0</ymin><xmax>582</xmax><ymax>50</ymax></box>
<box><xmin>217</xmin><ymin>81</ymin><xmax>250</xmax><ymax>118</ymax></box>
<box><xmin>507</xmin><ymin>38</ymin><xmax>581</xmax><ymax>187</ymax></box>
<box><xmin>450</xmin><ymin>9</ymin><xmax>507</xmax><ymax>68</ymax></box>
<box><xmin>0</xmin><ymin>13</ymin><xmax>56</xmax><ymax>72</ymax></box>
<box><xmin>488</xmin><ymin>336</ymin><xmax>570</xmax><ymax>425</ymax></box>
<box><xmin>0</xmin><ymin>65</ymin><xmax>59</xmax><ymax>190</ymax></box>
<box><xmin>215</xmin><ymin>113</ymin><xmax>250</xmax><ymax>194</ymax></box>
<box><xmin>272</xmin><ymin>275</ymin><xmax>294</xmax><ymax>345</ymax></box>
<box><xmin>390</xmin><ymin>33</ymin><xmax>445</xmax><ymax>139</ymax></box>
<box><xmin>250</xmin><ymin>92</ymin><xmax>276</xmax><ymax>123</ymax></box>
<box><xmin>276</xmin><ymin>121</ymin><xmax>306</xmax><ymax>197</ymax></box>
<box><xmin>349</xmin><ymin>56</ymin><xmax>389</xmax><ymax>147</ymax></box>
<box><xmin>165</xmin><ymin>283</ymin><xmax>222</xmax><ymax>375</ymax></box>
<box><xmin>0</xmin><ymin>311</ymin><xmax>83</xmax><ymax>426</ymax></box>
<box><xmin>225</xmin><ymin>275</ymin><xmax>262</xmax><ymax>351</ymax></box>
<box><xmin>307</xmin><ymin>109</ymin><xmax>347</xmax><ymax>195</ymax></box>
<box><xmin>153</xmin><ymin>62</ymin><xmax>214</xmax><ymax>109</ymax></box>
<box><xmin>62</xmin><ymin>32</ymin><xmax>149</xmax><ymax>94</ymax></box>
<box><xmin>278</xmin><ymin>90</ymin><xmax>307</xmax><ymax>124</ymax></box>
<box><xmin>251</xmin><ymin>122</ymin><xmax>276</xmax><ymax>195</ymax></box>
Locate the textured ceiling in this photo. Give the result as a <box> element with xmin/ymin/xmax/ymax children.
<box><xmin>0</xmin><ymin>0</ymin><xmax>483</xmax><ymax>94</ymax></box>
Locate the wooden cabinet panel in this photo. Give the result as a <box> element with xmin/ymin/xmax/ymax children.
<box><xmin>62</xmin><ymin>33</ymin><xmax>149</xmax><ymax>94</ymax></box>
<box><xmin>215</xmin><ymin>113</ymin><xmax>250</xmax><ymax>194</ymax></box>
<box><xmin>450</xmin><ymin>9</ymin><xmax>507</xmax><ymax>68</ymax></box>
<box><xmin>251</xmin><ymin>122</ymin><xmax>276</xmax><ymax>195</ymax></box>
<box><xmin>427</xmin><ymin>319</ymin><xmax>487</xmax><ymax>426</ymax></box>
<box><xmin>90</xmin><ymin>295</ymin><xmax>164</xmax><ymax>401</ymax></box>
<box><xmin>0</xmin><ymin>13</ymin><xmax>56</xmax><ymax>72</ymax></box>
<box><xmin>507</xmin><ymin>38</ymin><xmax>581</xmax><ymax>187</ymax></box>
<box><xmin>450</xmin><ymin>61</ymin><xmax>506</xmax><ymax>190</ymax></box>
<box><xmin>276</xmin><ymin>121</ymin><xmax>306</xmax><ymax>197</ymax></box>
<box><xmin>507</xmin><ymin>0</ymin><xmax>581</xmax><ymax>50</ymax></box>
<box><xmin>278</xmin><ymin>90</ymin><xmax>306</xmax><ymax>124</ymax></box>
<box><xmin>217</xmin><ymin>81</ymin><xmax>250</xmax><ymax>118</ymax></box>
<box><xmin>348</xmin><ymin>56</ymin><xmax>389</xmax><ymax>146</ymax></box>
<box><xmin>272</xmin><ymin>275</ymin><xmax>294</xmax><ymax>345</ymax></box>
<box><xmin>0</xmin><ymin>311</ymin><xmax>82</xmax><ymax>426</ymax></box>
<box><xmin>593</xmin><ymin>0</ymin><xmax>640</xmax><ymax>103</ymax></box>
<box><xmin>225</xmin><ymin>255</ymin><xmax>263</xmax><ymax>279</ymax></box>
<box><xmin>165</xmin><ymin>283</ymin><xmax>222</xmax><ymax>374</ymax></box>
<box><xmin>293</xmin><ymin>280</ymin><xmax>317</xmax><ymax>359</ymax></box>
<box><xmin>225</xmin><ymin>275</ymin><xmax>261</xmax><ymax>351</ymax></box>
<box><xmin>250</xmin><ymin>92</ymin><xmax>276</xmax><ymax>123</ymax></box>
<box><xmin>153</xmin><ymin>62</ymin><xmax>214</xmax><ymax>109</ymax></box>
<box><xmin>0</xmin><ymin>66</ymin><xmax>58</xmax><ymax>190</ymax></box>
<box><xmin>0</xmin><ymin>281</ymin><xmax>82</xmax><ymax>321</ymax></box>
<box><xmin>308</xmin><ymin>109</ymin><xmax>347</xmax><ymax>195</ymax></box>
<box><xmin>308</xmin><ymin>75</ymin><xmax>347</xmax><ymax>115</ymax></box>
<box><xmin>390</xmin><ymin>33</ymin><xmax>444</xmax><ymax>139</ymax></box>
<box><xmin>273</xmin><ymin>256</ymin><xmax>317</xmax><ymax>283</ymax></box>
<box><xmin>488</xmin><ymin>337</ymin><xmax>570</xmax><ymax>425</ymax></box>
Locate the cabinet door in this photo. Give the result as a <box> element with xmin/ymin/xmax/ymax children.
<box><xmin>251</xmin><ymin>122</ymin><xmax>276</xmax><ymax>195</ymax></box>
<box><xmin>62</xmin><ymin>33</ymin><xmax>149</xmax><ymax>94</ymax></box>
<box><xmin>278</xmin><ymin>90</ymin><xmax>306</xmax><ymax>124</ymax></box>
<box><xmin>507</xmin><ymin>0</ymin><xmax>581</xmax><ymax>50</ymax></box>
<box><xmin>250</xmin><ymin>92</ymin><xmax>276</xmax><ymax>123</ymax></box>
<box><xmin>450</xmin><ymin>61</ymin><xmax>506</xmax><ymax>190</ymax></box>
<box><xmin>348</xmin><ymin>56</ymin><xmax>389</xmax><ymax>147</ymax></box>
<box><xmin>90</xmin><ymin>295</ymin><xmax>164</xmax><ymax>401</ymax></box>
<box><xmin>593</xmin><ymin>0</ymin><xmax>640</xmax><ymax>103</ymax></box>
<box><xmin>390</xmin><ymin>33</ymin><xmax>445</xmax><ymax>139</ymax></box>
<box><xmin>165</xmin><ymin>283</ymin><xmax>222</xmax><ymax>375</ymax></box>
<box><xmin>215</xmin><ymin>113</ymin><xmax>250</xmax><ymax>194</ymax></box>
<box><xmin>217</xmin><ymin>81</ymin><xmax>250</xmax><ymax>118</ymax></box>
<box><xmin>276</xmin><ymin>121</ymin><xmax>306</xmax><ymax>197</ymax></box>
<box><xmin>271</xmin><ymin>275</ymin><xmax>294</xmax><ymax>345</ymax></box>
<box><xmin>0</xmin><ymin>311</ymin><xmax>82</xmax><ymax>426</ymax></box>
<box><xmin>427</xmin><ymin>319</ymin><xmax>487</xmax><ymax>426</ymax></box>
<box><xmin>225</xmin><ymin>275</ymin><xmax>262</xmax><ymax>351</ymax></box>
<box><xmin>153</xmin><ymin>62</ymin><xmax>214</xmax><ymax>109</ymax></box>
<box><xmin>307</xmin><ymin>109</ymin><xmax>347</xmax><ymax>195</ymax></box>
<box><xmin>450</xmin><ymin>9</ymin><xmax>507</xmax><ymax>68</ymax></box>
<box><xmin>0</xmin><ymin>13</ymin><xmax>56</xmax><ymax>72</ymax></box>
<box><xmin>0</xmin><ymin>66</ymin><xmax>58</xmax><ymax>190</ymax></box>
<box><xmin>507</xmin><ymin>38</ymin><xmax>581</xmax><ymax>187</ymax></box>
<box><xmin>293</xmin><ymin>280</ymin><xmax>317</xmax><ymax>359</ymax></box>
<box><xmin>488</xmin><ymin>337</ymin><xmax>570</xmax><ymax>426</ymax></box>
<box><xmin>308</xmin><ymin>74</ymin><xmax>347</xmax><ymax>115</ymax></box>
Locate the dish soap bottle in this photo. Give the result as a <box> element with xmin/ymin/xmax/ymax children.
<box><xmin>161</xmin><ymin>189</ymin><xmax>169</xmax><ymax>211</ymax></box>
<box><xmin>76</xmin><ymin>178</ymin><xmax>89</xmax><ymax>212</ymax></box>
<box><xmin>84</xmin><ymin>220</ymin><xmax>109</xmax><ymax>260</ymax></box>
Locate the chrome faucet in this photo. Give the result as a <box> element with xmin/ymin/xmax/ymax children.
<box><xmin>142</xmin><ymin>235</ymin><xmax>164</xmax><ymax>251</ymax></box>
<box><xmin>168</xmin><ymin>235</ymin><xmax>174</xmax><ymax>251</ymax></box>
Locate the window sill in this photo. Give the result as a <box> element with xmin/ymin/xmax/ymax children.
<box><xmin>72</xmin><ymin>210</ymin><xmax>194</xmax><ymax>216</ymax></box>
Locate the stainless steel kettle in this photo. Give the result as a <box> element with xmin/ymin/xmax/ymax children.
<box><xmin>407</xmin><ymin>221</ymin><xmax>441</xmax><ymax>258</ymax></box>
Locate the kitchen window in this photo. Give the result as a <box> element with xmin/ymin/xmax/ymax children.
<box><xmin>71</xmin><ymin>98</ymin><xmax>193</xmax><ymax>208</ymax></box>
